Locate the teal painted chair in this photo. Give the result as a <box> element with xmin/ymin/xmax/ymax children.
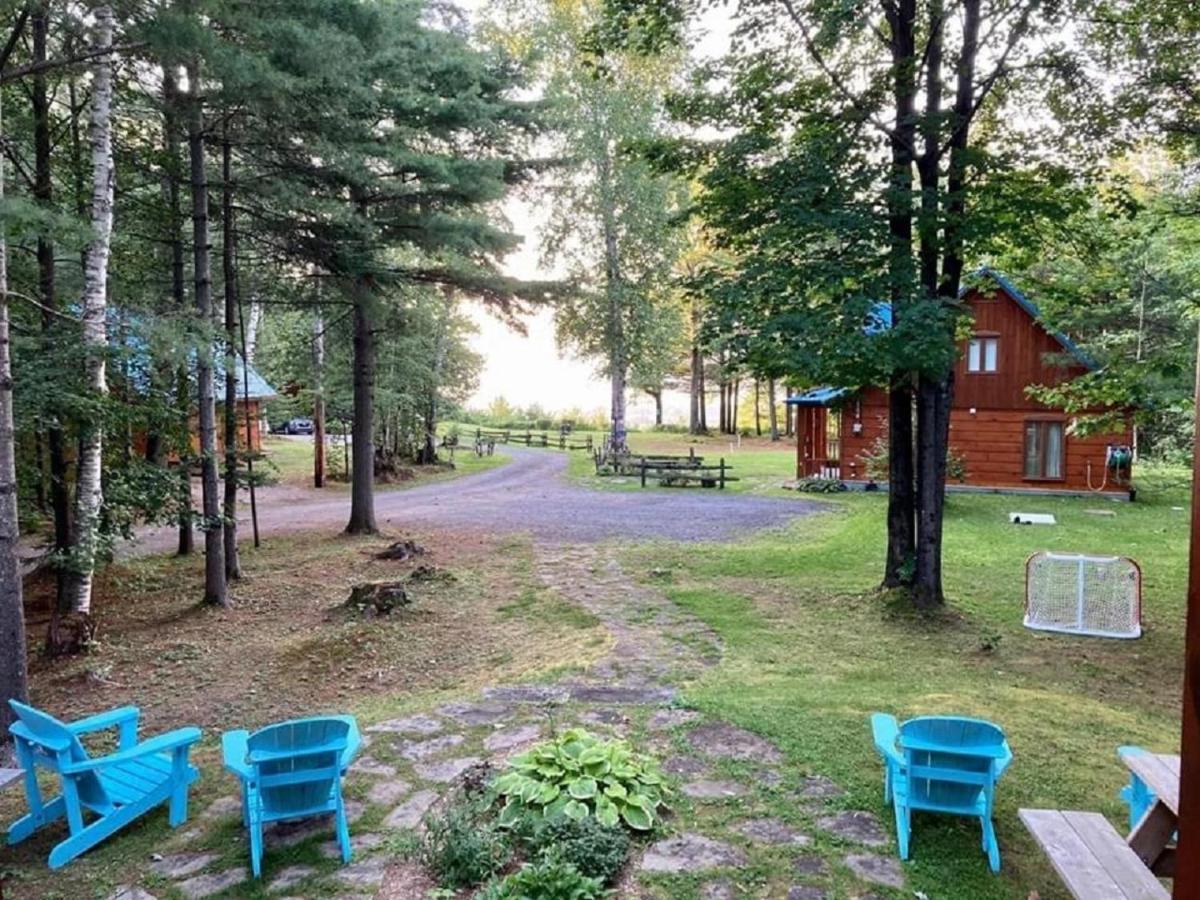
<box><xmin>871</xmin><ymin>713</ymin><xmax>1012</xmax><ymax>872</ymax></box>
<box><xmin>6</xmin><ymin>700</ymin><xmax>201</xmax><ymax>868</ymax></box>
<box><xmin>222</xmin><ymin>716</ymin><xmax>360</xmax><ymax>877</ymax></box>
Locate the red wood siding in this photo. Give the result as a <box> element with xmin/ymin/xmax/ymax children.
<box><xmin>796</xmin><ymin>281</ymin><xmax>1134</xmax><ymax>495</ymax></box>
<box><xmin>954</xmin><ymin>286</ymin><xmax>1089</xmax><ymax>410</ymax></box>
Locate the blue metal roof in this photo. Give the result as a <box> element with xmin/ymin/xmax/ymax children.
<box><xmin>233</xmin><ymin>355</ymin><xmax>277</xmax><ymax>400</ymax></box>
<box><xmin>785</xmin><ymin>386</ymin><xmax>848</xmax><ymax>406</ymax></box>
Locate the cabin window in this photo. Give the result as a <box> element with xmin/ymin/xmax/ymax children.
<box><xmin>1024</xmin><ymin>421</ymin><xmax>1065</xmax><ymax>480</ymax></box>
<box><xmin>967</xmin><ymin>336</ymin><xmax>999</xmax><ymax>373</ymax></box>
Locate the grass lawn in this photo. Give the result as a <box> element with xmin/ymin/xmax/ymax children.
<box><xmin>2</xmin><ymin>529</ymin><xmax>608</xmax><ymax>899</ymax></box>
<box><xmin>617</xmin><ymin>458</ymin><xmax>1187</xmax><ymax>899</ymax></box>
<box><xmin>3</xmin><ymin>426</ymin><xmax>1187</xmax><ymax>899</ymax></box>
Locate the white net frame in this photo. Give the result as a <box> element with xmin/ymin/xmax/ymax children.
<box><xmin>1024</xmin><ymin>551</ymin><xmax>1142</xmax><ymax>639</ymax></box>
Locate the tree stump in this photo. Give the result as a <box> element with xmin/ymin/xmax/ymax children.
<box><xmin>343</xmin><ymin>582</ymin><xmax>411</xmax><ymax>617</ymax></box>
<box><xmin>45</xmin><ymin>611</ymin><xmax>98</xmax><ymax>658</ymax></box>
<box><xmin>374</xmin><ymin>539</ymin><xmax>426</xmax><ymax>561</ymax></box>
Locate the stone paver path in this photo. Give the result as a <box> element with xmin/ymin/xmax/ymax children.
<box><xmin>110</xmin><ymin>541</ymin><xmax>903</xmax><ymax>900</ymax></box>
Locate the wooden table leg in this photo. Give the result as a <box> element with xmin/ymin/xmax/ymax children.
<box><xmin>1128</xmin><ymin>799</ymin><xmax>1177</xmax><ymax>873</ymax></box>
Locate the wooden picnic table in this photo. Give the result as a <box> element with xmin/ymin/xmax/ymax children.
<box><xmin>1119</xmin><ymin>749</ymin><xmax>1179</xmax><ymax>877</ymax></box>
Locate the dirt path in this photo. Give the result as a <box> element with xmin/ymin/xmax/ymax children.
<box><xmin>128</xmin><ymin>447</ymin><xmax>819</xmax><ymax>557</ymax></box>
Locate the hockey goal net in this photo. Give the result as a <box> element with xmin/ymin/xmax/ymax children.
<box><xmin>1024</xmin><ymin>551</ymin><xmax>1142</xmax><ymax>639</ymax></box>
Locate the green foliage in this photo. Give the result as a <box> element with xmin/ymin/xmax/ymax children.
<box><xmin>791</xmin><ymin>477</ymin><xmax>848</xmax><ymax>494</ymax></box>
<box><xmin>476</xmin><ymin>860</ymin><xmax>609</xmax><ymax>900</ymax></box>
<box><xmin>513</xmin><ymin>814</ymin><xmax>631</xmax><ymax>884</ymax></box>
<box><xmin>862</xmin><ymin>436</ymin><xmax>968</xmax><ymax>484</ymax></box>
<box><xmin>493</xmin><ymin>728</ymin><xmax>668</xmax><ymax>831</ymax></box>
<box><xmin>420</xmin><ymin>795</ymin><xmax>511</xmax><ymax>890</ymax></box>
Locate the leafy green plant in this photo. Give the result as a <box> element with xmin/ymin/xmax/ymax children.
<box><xmin>515</xmin><ymin>815</ymin><xmax>631</xmax><ymax>884</ymax></box>
<box><xmin>420</xmin><ymin>795</ymin><xmax>511</xmax><ymax>889</ymax></box>
<box><xmin>476</xmin><ymin>860</ymin><xmax>609</xmax><ymax>900</ymax></box>
<box><xmin>494</xmin><ymin>728</ymin><xmax>668</xmax><ymax>831</ymax></box>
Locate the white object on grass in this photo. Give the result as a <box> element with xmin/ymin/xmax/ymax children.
<box><xmin>1024</xmin><ymin>551</ymin><xmax>1142</xmax><ymax>639</ymax></box>
<box><xmin>1010</xmin><ymin>512</ymin><xmax>1057</xmax><ymax>525</ymax></box>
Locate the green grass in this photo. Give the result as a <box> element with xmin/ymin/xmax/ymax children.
<box><xmin>619</xmin><ymin>462</ymin><xmax>1188</xmax><ymax>899</ymax></box>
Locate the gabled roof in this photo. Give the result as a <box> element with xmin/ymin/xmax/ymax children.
<box><xmin>970</xmin><ymin>267</ymin><xmax>1098</xmax><ymax>371</ymax></box>
<box><xmin>232</xmin><ymin>356</ymin><xmax>277</xmax><ymax>400</ymax></box>
<box><xmin>783</xmin><ymin>270</ymin><xmax>1098</xmax><ymax>406</ymax></box>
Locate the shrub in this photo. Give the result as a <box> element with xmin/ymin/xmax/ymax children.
<box><xmin>420</xmin><ymin>796</ymin><xmax>511</xmax><ymax>889</ymax></box>
<box><xmin>494</xmin><ymin>728</ymin><xmax>668</xmax><ymax>831</ymax></box>
<box><xmin>517</xmin><ymin>815</ymin><xmax>630</xmax><ymax>884</ymax></box>
<box><xmin>477</xmin><ymin>860</ymin><xmax>609</xmax><ymax>900</ymax></box>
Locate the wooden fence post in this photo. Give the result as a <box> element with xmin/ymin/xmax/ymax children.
<box><xmin>640</xmin><ymin>457</ymin><xmax>647</xmax><ymax>488</ymax></box>
<box><xmin>719</xmin><ymin>458</ymin><xmax>726</xmax><ymax>489</ymax></box>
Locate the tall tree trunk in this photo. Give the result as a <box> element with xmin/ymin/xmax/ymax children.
<box><xmin>650</xmin><ymin>389</ymin><xmax>663</xmax><ymax>427</ymax></box>
<box><xmin>59</xmin><ymin>6</ymin><xmax>114</xmax><ymax>623</ymax></box>
<box><xmin>718</xmin><ymin>374</ymin><xmax>727</xmax><ymax>434</ymax></box>
<box><xmin>346</xmin><ymin>276</ymin><xmax>377</xmax><ymax>534</ymax></box>
<box><xmin>768</xmin><ymin>378</ymin><xmax>779</xmax><ymax>440</ymax></box>
<box><xmin>163</xmin><ymin>70</ymin><xmax>193</xmax><ymax>556</ymax></box>
<box><xmin>0</xmin><ymin>91</ymin><xmax>30</xmax><ymax>745</ymax></box>
<box><xmin>187</xmin><ymin>59</ymin><xmax>226</xmax><ymax>605</ymax></box>
<box><xmin>698</xmin><ymin>361</ymin><xmax>707</xmax><ymax>431</ymax></box>
<box><xmin>882</xmin><ymin>0</ymin><xmax>918</xmax><ymax>589</ymax></box>
<box><xmin>313</xmin><ymin>309</ymin><xmax>326</xmax><ymax>488</ymax></box>
<box><xmin>221</xmin><ymin>139</ymin><xmax>240</xmax><ymax>579</ymax></box>
<box><xmin>33</xmin><ymin>2</ymin><xmax>71</xmax><ymax>613</ymax></box>
<box><xmin>244</xmin><ymin>299</ymin><xmax>263</xmax><ymax>362</ymax></box>
<box><xmin>731</xmin><ymin>378</ymin><xmax>740</xmax><ymax>434</ymax></box>
<box><xmin>912</xmin><ymin>0</ymin><xmax>981</xmax><ymax>609</ymax></box>
<box><xmin>754</xmin><ymin>380</ymin><xmax>762</xmax><ymax>436</ymax></box>
<box><xmin>598</xmin><ymin>151</ymin><xmax>628</xmax><ymax>452</ymax></box>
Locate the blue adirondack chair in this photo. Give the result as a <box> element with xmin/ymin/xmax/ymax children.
<box><xmin>6</xmin><ymin>700</ymin><xmax>201</xmax><ymax>869</ymax></box>
<box><xmin>222</xmin><ymin>715</ymin><xmax>359</xmax><ymax>877</ymax></box>
<box><xmin>871</xmin><ymin>713</ymin><xmax>1013</xmax><ymax>872</ymax></box>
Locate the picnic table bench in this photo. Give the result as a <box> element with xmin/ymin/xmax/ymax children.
<box><xmin>1020</xmin><ymin>809</ymin><xmax>1169</xmax><ymax>899</ymax></box>
<box><xmin>637</xmin><ymin>457</ymin><xmax>736</xmax><ymax>489</ymax></box>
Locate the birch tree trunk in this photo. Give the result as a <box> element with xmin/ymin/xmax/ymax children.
<box><xmin>187</xmin><ymin>59</ymin><xmax>227</xmax><ymax>605</ymax></box>
<box><xmin>221</xmin><ymin>139</ymin><xmax>240</xmax><ymax>580</ymax></box>
<box><xmin>0</xmin><ymin>92</ymin><xmax>31</xmax><ymax>742</ymax></box>
<box><xmin>245</xmin><ymin>300</ymin><xmax>263</xmax><ymax>363</ymax></box>
<box><xmin>60</xmin><ymin>5</ymin><xmax>115</xmax><ymax>620</ymax></box>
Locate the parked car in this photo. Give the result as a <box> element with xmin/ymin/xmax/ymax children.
<box><xmin>283</xmin><ymin>417</ymin><xmax>314</xmax><ymax>435</ymax></box>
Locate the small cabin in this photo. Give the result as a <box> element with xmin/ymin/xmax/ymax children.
<box><xmin>787</xmin><ymin>270</ymin><xmax>1134</xmax><ymax>498</ymax></box>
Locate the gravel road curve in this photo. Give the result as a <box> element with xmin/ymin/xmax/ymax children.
<box><xmin>130</xmin><ymin>447</ymin><xmax>820</xmax><ymax>556</ymax></box>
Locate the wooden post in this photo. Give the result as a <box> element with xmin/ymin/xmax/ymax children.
<box><xmin>720</xmin><ymin>458</ymin><xmax>726</xmax><ymax>490</ymax></box>
<box><xmin>640</xmin><ymin>457</ymin><xmax>647</xmax><ymax>488</ymax></box>
<box><xmin>1175</xmin><ymin>330</ymin><xmax>1200</xmax><ymax>898</ymax></box>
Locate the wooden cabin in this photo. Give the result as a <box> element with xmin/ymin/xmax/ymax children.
<box><xmin>788</xmin><ymin>270</ymin><xmax>1135</xmax><ymax>498</ymax></box>
<box><xmin>133</xmin><ymin>356</ymin><xmax>276</xmax><ymax>457</ymax></box>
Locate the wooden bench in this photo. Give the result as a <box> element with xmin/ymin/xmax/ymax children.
<box><xmin>638</xmin><ymin>457</ymin><xmax>736</xmax><ymax>489</ymax></box>
<box><xmin>1020</xmin><ymin>808</ymin><xmax>1169</xmax><ymax>899</ymax></box>
<box><xmin>0</xmin><ymin>768</ymin><xmax>23</xmax><ymax>792</ymax></box>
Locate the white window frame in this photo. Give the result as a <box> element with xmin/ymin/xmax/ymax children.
<box><xmin>967</xmin><ymin>336</ymin><xmax>999</xmax><ymax>373</ymax></box>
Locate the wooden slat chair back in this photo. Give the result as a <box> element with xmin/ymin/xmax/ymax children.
<box><xmin>6</xmin><ymin>700</ymin><xmax>201</xmax><ymax>868</ymax></box>
<box><xmin>237</xmin><ymin>717</ymin><xmax>353</xmax><ymax>877</ymax></box>
<box><xmin>871</xmin><ymin>713</ymin><xmax>1012</xmax><ymax>872</ymax></box>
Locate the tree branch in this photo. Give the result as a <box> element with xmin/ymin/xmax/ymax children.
<box><xmin>0</xmin><ymin>40</ymin><xmax>145</xmax><ymax>85</ymax></box>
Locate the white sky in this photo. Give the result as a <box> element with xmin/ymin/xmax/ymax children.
<box><xmin>460</xmin><ymin>1</ymin><xmax>733</xmax><ymax>422</ymax></box>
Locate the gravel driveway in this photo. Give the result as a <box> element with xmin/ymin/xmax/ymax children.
<box><xmin>130</xmin><ymin>447</ymin><xmax>820</xmax><ymax>556</ymax></box>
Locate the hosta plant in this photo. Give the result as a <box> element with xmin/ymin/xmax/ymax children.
<box><xmin>493</xmin><ymin>728</ymin><xmax>668</xmax><ymax>831</ymax></box>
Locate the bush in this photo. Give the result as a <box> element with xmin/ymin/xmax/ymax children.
<box><xmin>420</xmin><ymin>796</ymin><xmax>511</xmax><ymax>889</ymax></box>
<box><xmin>515</xmin><ymin>815</ymin><xmax>630</xmax><ymax>884</ymax></box>
<box><xmin>477</xmin><ymin>860</ymin><xmax>609</xmax><ymax>900</ymax></box>
<box><xmin>494</xmin><ymin>728</ymin><xmax>668</xmax><ymax>831</ymax></box>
